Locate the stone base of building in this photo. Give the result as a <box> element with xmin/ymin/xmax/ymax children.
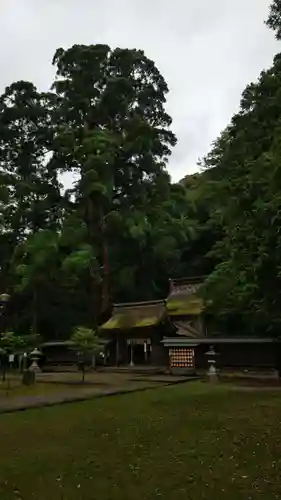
<box><xmin>170</xmin><ymin>367</ymin><xmax>196</xmax><ymax>376</ymax></box>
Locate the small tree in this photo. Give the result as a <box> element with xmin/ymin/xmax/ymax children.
<box><xmin>70</xmin><ymin>327</ymin><xmax>103</xmax><ymax>382</ymax></box>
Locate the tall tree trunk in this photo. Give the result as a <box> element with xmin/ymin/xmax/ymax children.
<box><xmin>100</xmin><ymin>214</ymin><xmax>110</xmax><ymax>315</ymax></box>
<box><xmin>86</xmin><ymin>196</ymin><xmax>110</xmax><ymax>325</ymax></box>
<box><xmin>83</xmin><ymin>121</ymin><xmax>111</xmax><ymax>325</ymax></box>
<box><xmin>87</xmin><ymin>197</ymin><xmax>99</xmax><ymax>328</ymax></box>
<box><xmin>32</xmin><ymin>288</ymin><xmax>38</xmax><ymax>334</ymax></box>
<box><xmin>92</xmin><ymin>353</ymin><xmax>96</xmax><ymax>371</ymax></box>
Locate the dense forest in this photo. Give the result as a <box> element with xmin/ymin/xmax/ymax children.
<box><xmin>0</xmin><ymin>1</ymin><xmax>281</xmax><ymax>340</ymax></box>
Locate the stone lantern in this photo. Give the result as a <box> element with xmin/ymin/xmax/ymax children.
<box><xmin>0</xmin><ymin>292</ymin><xmax>10</xmax><ymax>313</ymax></box>
<box><xmin>205</xmin><ymin>345</ymin><xmax>219</xmax><ymax>383</ymax></box>
<box><xmin>29</xmin><ymin>348</ymin><xmax>41</xmax><ymax>372</ymax></box>
<box><xmin>0</xmin><ymin>292</ymin><xmax>10</xmax><ymax>304</ymax></box>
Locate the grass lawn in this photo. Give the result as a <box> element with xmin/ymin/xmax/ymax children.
<box><xmin>0</xmin><ymin>382</ymin><xmax>280</xmax><ymax>500</ymax></box>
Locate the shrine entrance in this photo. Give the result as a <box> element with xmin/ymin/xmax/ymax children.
<box><xmin>127</xmin><ymin>339</ymin><xmax>152</xmax><ymax>366</ymax></box>
<box><xmin>100</xmin><ymin>300</ymin><xmax>170</xmax><ymax>367</ymax></box>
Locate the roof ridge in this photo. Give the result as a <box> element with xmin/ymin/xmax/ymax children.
<box><xmin>169</xmin><ymin>276</ymin><xmax>206</xmax><ymax>285</ymax></box>
<box><xmin>113</xmin><ymin>299</ymin><xmax>166</xmax><ymax>310</ymax></box>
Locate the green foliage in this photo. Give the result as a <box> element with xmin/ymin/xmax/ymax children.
<box><xmin>107</xmin><ymin>184</ymin><xmax>197</xmax><ymax>302</ymax></box>
<box><xmin>3</xmin><ymin>39</ymin><xmax>266</xmax><ymax>340</ymax></box>
<box><xmin>52</xmin><ymin>44</ymin><xmax>176</xmax><ymax>212</ymax></box>
<box><xmin>0</xmin><ymin>331</ymin><xmax>24</xmax><ymax>354</ymax></box>
<box><xmin>14</xmin><ymin>230</ymin><xmax>59</xmax><ymax>288</ymax></box>
<box><xmin>62</xmin><ymin>244</ymin><xmax>100</xmax><ymax>282</ymax></box>
<box><xmin>266</xmin><ymin>0</ymin><xmax>281</xmax><ymax>39</ymax></box>
<box><xmin>70</xmin><ymin>326</ymin><xmax>102</xmax><ymax>354</ymax></box>
<box><xmin>198</xmin><ymin>45</ymin><xmax>281</xmax><ymax>335</ymax></box>
<box><xmin>49</xmin><ymin>43</ymin><xmax>180</xmax><ymax>312</ymax></box>
<box><xmin>2</xmin><ymin>9</ymin><xmax>281</xmax><ymax>345</ymax></box>
<box><xmin>0</xmin><ymin>81</ymin><xmax>61</xmax><ymax>238</ymax></box>
<box><xmin>70</xmin><ymin>326</ymin><xmax>103</xmax><ymax>380</ymax></box>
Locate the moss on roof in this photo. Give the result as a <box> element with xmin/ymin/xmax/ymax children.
<box><xmin>167</xmin><ymin>278</ymin><xmax>205</xmax><ymax>316</ymax></box>
<box><xmin>167</xmin><ymin>297</ymin><xmax>204</xmax><ymax>316</ymax></box>
<box><xmin>101</xmin><ymin>301</ymin><xmax>166</xmax><ymax>331</ymax></box>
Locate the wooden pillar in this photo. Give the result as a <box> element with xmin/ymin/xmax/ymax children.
<box><xmin>196</xmin><ymin>315</ymin><xmax>205</xmax><ymax>336</ymax></box>
<box><xmin>144</xmin><ymin>341</ymin><xmax>148</xmax><ymax>364</ymax></box>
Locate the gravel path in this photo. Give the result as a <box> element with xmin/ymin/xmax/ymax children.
<box><xmin>0</xmin><ymin>374</ymin><xmax>192</xmax><ymax>414</ymax></box>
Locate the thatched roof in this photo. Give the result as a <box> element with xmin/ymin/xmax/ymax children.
<box><xmin>100</xmin><ymin>300</ymin><xmax>167</xmax><ymax>331</ymax></box>
<box><xmin>167</xmin><ymin>277</ymin><xmax>205</xmax><ymax>316</ymax></box>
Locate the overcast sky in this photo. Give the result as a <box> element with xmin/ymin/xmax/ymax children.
<box><xmin>0</xmin><ymin>0</ymin><xmax>279</xmax><ymax>182</ymax></box>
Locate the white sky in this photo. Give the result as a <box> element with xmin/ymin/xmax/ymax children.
<box><xmin>0</xmin><ymin>0</ymin><xmax>279</xmax><ymax>182</ymax></box>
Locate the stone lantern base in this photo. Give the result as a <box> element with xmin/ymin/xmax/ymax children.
<box><xmin>29</xmin><ymin>361</ymin><xmax>41</xmax><ymax>373</ymax></box>
<box><xmin>208</xmin><ymin>371</ymin><xmax>219</xmax><ymax>384</ymax></box>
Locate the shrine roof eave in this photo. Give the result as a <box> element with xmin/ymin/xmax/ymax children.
<box><xmin>162</xmin><ymin>337</ymin><xmax>275</xmax><ymax>346</ymax></box>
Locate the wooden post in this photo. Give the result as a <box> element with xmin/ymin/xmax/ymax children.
<box><xmin>144</xmin><ymin>341</ymin><xmax>148</xmax><ymax>364</ymax></box>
